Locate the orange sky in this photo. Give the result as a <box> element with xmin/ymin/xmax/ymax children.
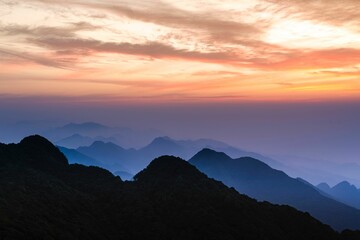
<box><xmin>1</xmin><ymin>0</ymin><xmax>360</xmax><ymax>103</ymax></box>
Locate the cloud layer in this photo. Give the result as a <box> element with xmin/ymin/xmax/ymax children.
<box><xmin>0</xmin><ymin>0</ymin><xmax>359</xmax><ymax>101</ymax></box>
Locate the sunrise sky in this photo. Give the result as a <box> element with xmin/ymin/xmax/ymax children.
<box><xmin>1</xmin><ymin>0</ymin><xmax>360</xmax><ymax>102</ymax></box>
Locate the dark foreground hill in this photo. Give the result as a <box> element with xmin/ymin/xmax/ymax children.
<box><xmin>0</xmin><ymin>136</ymin><xmax>359</xmax><ymax>240</ymax></box>
<box><xmin>189</xmin><ymin>149</ymin><xmax>360</xmax><ymax>231</ymax></box>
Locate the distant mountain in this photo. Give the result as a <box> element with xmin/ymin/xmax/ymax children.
<box><xmin>43</xmin><ymin>122</ymin><xmax>164</xmax><ymax>149</ymax></box>
<box><xmin>317</xmin><ymin>181</ymin><xmax>360</xmax><ymax>209</ymax></box>
<box><xmin>317</xmin><ymin>182</ymin><xmax>331</xmax><ymax>192</ymax></box>
<box><xmin>55</xmin><ymin>133</ymin><xmax>94</xmax><ymax>148</ymax></box>
<box><xmin>140</xmin><ymin>136</ymin><xmax>284</xmax><ymax>168</ymax></box>
<box><xmin>57</xmin><ymin>146</ymin><xmax>101</xmax><ymax>167</ymax></box>
<box><xmin>270</xmin><ymin>155</ymin><xmax>360</xmax><ymax>188</ymax></box>
<box><xmin>189</xmin><ymin>148</ymin><xmax>360</xmax><ymax>231</ymax></box>
<box><xmin>113</xmin><ymin>171</ymin><xmax>134</xmax><ymax>181</ymax></box>
<box><xmin>43</xmin><ymin>122</ymin><xmax>114</xmax><ymax>141</ymax></box>
<box><xmin>68</xmin><ymin>136</ymin><xmax>284</xmax><ymax>174</ymax></box>
<box><xmin>2</xmin><ymin>135</ymin><xmax>355</xmax><ymax>239</ymax></box>
<box><xmin>77</xmin><ymin>141</ymin><xmax>134</xmax><ymax>172</ymax></box>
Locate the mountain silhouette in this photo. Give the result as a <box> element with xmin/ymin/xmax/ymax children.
<box><xmin>76</xmin><ymin>141</ymin><xmax>134</xmax><ymax>172</ymax></box>
<box><xmin>113</xmin><ymin>170</ymin><xmax>134</xmax><ymax>181</ymax></box>
<box><xmin>58</xmin><ymin>146</ymin><xmax>101</xmax><ymax>166</ymax></box>
<box><xmin>55</xmin><ymin>133</ymin><xmax>94</xmax><ymax>148</ymax></box>
<box><xmin>44</xmin><ymin>122</ymin><xmax>163</xmax><ymax>149</ymax></box>
<box><xmin>2</xmin><ymin>135</ymin><xmax>359</xmax><ymax>239</ymax></box>
<box><xmin>189</xmin><ymin>148</ymin><xmax>360</xmax><ymax>231</ymax></box>
<box><xmin>64</xmin><ymin>136</ymin><xmax>284</xmax><ymax>174</ymax></box>
<box><xmin>0</xmin><ymin>135</ymin><xmax>68</xmax><ymax>172</ymax></box>
<box><xmin>317</xmin><ymin>181</ymin><xmax>360</xmax><ymax>209</ymax></box>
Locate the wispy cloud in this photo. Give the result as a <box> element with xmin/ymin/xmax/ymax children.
<box><xmin>30</xmin><ymin>37</ymin><xmax>240</xmax><ymax>64</ymax></box>
<box><xmin>266</xmin><ymin>0</ymin><xmax>360</xmax><ymax>30</ymax></box>
<box><xmin>0</xmin><ymin>48</ymin><xmax>70</xmax><ymax>69</ymax></box>
<box><xmin>0</xmin><ymin>21</ymin><xmax>99</xmax><ymax>38</ymax></box>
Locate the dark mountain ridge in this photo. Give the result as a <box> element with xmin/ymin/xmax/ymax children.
<box><xmin>1</xmin><ymin>135</ymin><xmax>359</xmax><ymax>239</ymax></box>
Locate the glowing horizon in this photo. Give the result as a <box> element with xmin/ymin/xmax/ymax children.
<box><xmin>1</xmin><ymin>0</ymin><xmax>360</xmax><ymax>103</ymax></box>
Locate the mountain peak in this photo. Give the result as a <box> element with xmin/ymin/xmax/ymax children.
<box><xmin>189</xmin><ymin>148</ymin><xmax>232</xmax><ymax>164</ymax></box>
<box><xmin>149</xmin><ymin>136</ymin><xmax>174</xmax><ymax>145</ymax></box>
<box><xmin>134</xmin><ymin>156</ymin><xmax>206</xmax><ymax>183</ymax></box>
<box><xmin>333</xmin><ymin>181</ymin><xmax>358</xmax><ymax>191</ymax></box>
<box><xmin>317</xmin><ymin>182</ymin><xmax>331</xmax><ymax>191</ymax></box>
<box><xmin>20</xmin><ymin>134</ymin><xmax>54</xmax><ymax>146</ymax></box>
<box><xmin>141</xmin><ymin>136</ymin><xmax>182</xmax><ymax>154</ymax></box>
<box><xmin>16</xmin><ymin>135</ymin><xmax>68</xmax><ymax>170</ymax></box>
<box><xmin>337</xmin><ymin>181</ymin><xmax>351</xmax><ymax>187</ymax></box>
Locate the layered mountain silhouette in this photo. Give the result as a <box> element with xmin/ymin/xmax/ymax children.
<box><xmin>317</xmin><ymin>181</ymin><xmax>360</xmax><ymax>210</ymax></box>
<box><xmin>58</xmin><ymin>146</ymin><xmax>101</xmax><ymax>166</ymax></box>
<box><xmin>43</xmin><ymin>122</ymin><xmax>163</xmax><ymax>148</ymax></box>
<box><xmin>113</xmin><ymin>170</ymin><xmax>134</xmax><ymax>181</ymax></box>
<box><xmin>55</xmin><ymin>133</ymin><xmax>119</xmax><ymax>149</ymax></box>
<box><xmin>76</xmin><ymin>141</ymin><xmax>135</xmax><ymax>171</ymax></box>
<box><xmin>62</xmin><ymin>136</ymin><xmax>283</xmax><ymax>174</ymax></box>
<box><xmin>189</xmin><ymin>148</ymin><xmax>360</xmax><ymax>231</ymax></box>
<box><xmin>2</xmin><ymin>135</ymin><xmax>359</xmax><ymax>239</ymax></box>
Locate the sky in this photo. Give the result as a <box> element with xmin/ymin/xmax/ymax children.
<box><xmin>0</xmin><ymin>1</ymin><xmax>359</xmax><ymax>168</ymax></box>
<box><xmin>1</xmin><ymin>0</ymin><xmax>360</xmax><ymax>102</ymax></box>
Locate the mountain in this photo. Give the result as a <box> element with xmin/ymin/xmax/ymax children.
<box><xmin>113</xmin><ymin>171</ymin><xmax>134</xmax><ymax>181</ymax></box>
<box><xmin>140</xmin><ymin>136</ymin><xmax>284</xmax><ymax>167</ymax></box>
<box><xmin>3</xmin><ymin>135</ymin><xmax>357</xmax><ymax>239</ymax></box>
<box><xmin>59</xmin><ymin>146</ymin><xmax>133</xmax><ymax>180</ymax></box>
<box><xmin>317</xmin><ymin>181</ymin><xmax>360</xmax><ymax>209</ymax></box>
<box><xmin>270</xmin><ymin>155</ymin><xmax>360</xmax><ymax>188</ymax></box>
<box><xmin>55</xmin><ymin>132</ymin><xmax>285</xmax><ymax>174</ymax></box>
<box><xmin>43</xmin><ymin>122</ymin><xmax>163</xmax><ymax>149</ymax></box>
<box><xmin>58</xmin><ymin>146</ymin><xmax>101</xmax><ymax>167</ymax></box>
<box><xmin>77</xmin><ymin>141</ymin><xmax>134</xmax><ymax>172</ymax></box>
<box><xmin>44</xmin><ymin>122</ymin><xmax>111</xmax><ymax>140</ymax></box>
<box><xmin>56</xmin><ymin>133</ymin><xmax>122</xmax><ymax>149</ymax></box>
<box><xmin>189</xmin><ymin>148</ymin><xmax>360</xmax><ymax>231</ymax></box>
<box><xmin>55</xmin><ymin>133</ymin><xmax>94</xmax><ymax>148</ymax></box>
<box><xmin>67</xmin><ymin>136</ymin><xmax>255</xmax><ymax>173</ymax></box>
<box><xmin>317</xmin><ymin>182</ymin><xmax>331</xmax><ymax>192</ymax></box>
<box><xmin>127</xmin><ymin>136</ymin><xmax>283</xmax><ymax>173</ymax></box>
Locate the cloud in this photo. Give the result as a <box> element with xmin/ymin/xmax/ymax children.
<box><xmin>3</xmin><ymin>0</ymin><xmax>360</xmax><ymax>73</ymax></box>
<box><xmin>30</xmin><ymin>37</ymin><xmax>241</xmax><ymax>64</ymax></box>
<box><xmin>0</xmin><ymin>21</ymin><xmax>99</xmax><ymax>38</ymax></box>
<box><xmin>0</xmin><ymin>48</ymin><xmax>70</xmax><ymax>69</ymax></box>
<box><xmin>102</xmin><ymin>2</ymin><xmax>261</xmax><ymax>37</ymax></box>
<box><xmin>265</xmin><ymin>0</ymin><xmax>360</xmax><ymax>31</ymax></box>
<box><xmin>33</xmin><ymin>0</ymin><xmax>263</xmax><ymax>44</ymax></box>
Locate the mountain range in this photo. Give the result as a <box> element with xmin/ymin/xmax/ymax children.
<box><xmin>58</xmin><ymin>137</ymin><xmax>360</xmax><ymax>231</ymax></box>
<box><xmin>1</xmin><ymin>135</ymin><xmax>359</xmax><ymax>239</ymax></box>
<box><xmin>60</xmin><ymin>135</ymin><xmax>283</xmax><ymax>174</ymax></box>
<box><xmin>43</xmin><ymin>122</ymin><xmax>163</xmax><ymax>149</ymax></box>
<box><xmin>189</xmin><ymin>148</ymin><xmax>360</xmax><ymax>231</ymax></box>
<box><xmin>317</xmin><ymin>181</ymin><xmax>360</xmax><ymax>210</ymax></box>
